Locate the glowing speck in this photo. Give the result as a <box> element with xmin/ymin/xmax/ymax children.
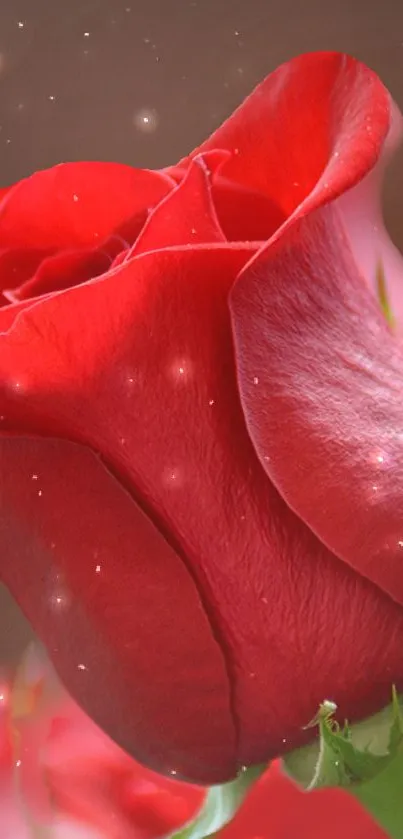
<box><xmin>16</xmin><ymin>760</ymin><xmax>22</xmax><ymax>768</ymax></box>
<box><xmin>38</xmin><ymin>490</ymin><xmax>43</xmax><ymax>497</ymax></box>
<box><xmin>17</xmin><ymin>21</ymin><xmax>25</xmax><ymax>28</ymax></box>
<box><xmin>372</xmin><ymin>484</ymin><xmax>379</xmax><ymax>492</ymax></box>
<box><xmin>95</xmin><ymin>564</ymin><xmax>101</xmax><ymax>574</ymax></box>
<box><xmin>398</xmin><ymin>540</ymin><xmax>403</xmax><ymax>549</ymax></box>
<box><xmin>73</xmin><ymin>194</ymin><xmax>79</xmax><ymax>202</ymax></box>
<box><xmin>31</xmin><ymin>474</ymin><xmax>38</xmax><ymax>480</ymax></box>
<box><xmin>83</xmin><ymin>31</ymin><xmax>90</xmax><ymax>37</ymax></box>
<box><xmin>169</xmin><ymin>357</ymin><xmax>193</xmax><ymax>383</ymax></box>
<box><xmin>133</xmin><ymin>108</ymin><xmax>159</xmax><ymax>133</ymax></box>
<box><xmin>48</xmin><ymin>95</ymin><xmax>56</xmax><ymax>102</ymax></box>
<box><xmin>169</xmin><ymin>769</ymin><xmax>177</xmax><ymax>776</ymax></box>
<box><xmin>253</xmin><ymin>376</ymin><xmax>259</xmax><ymax>385</ymax></box>
<box><xmin>77</xmin><ymin>664</ymin><xmax>87</xmax><ymax>671</ymax></box>
<box><xmin>208</xmin><ymin>399</ymin><xmax>215</xmax><ymax>406</ymax></box>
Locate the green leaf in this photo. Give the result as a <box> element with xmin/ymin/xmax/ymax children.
<box><xmin>168</xmin><ymin>763</ymin><xmax>265</xmax><ymax>839</ymax></box>
<box><xmin>284</xmin><ymin>691</ymin><xmax>403</xmax><ymax>839</ymax></box>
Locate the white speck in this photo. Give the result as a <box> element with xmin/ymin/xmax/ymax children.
<box><xmin>169</xmin><ymin>769</ymin><xmax>177</xmax><ymax>776</ymax></box>
<box><xmin>17</xmin><ymin>21</ymin><xmax>24</xmax><ymax>29</ymax></box>
<box><xmin>133</xmin><ymin>108</ymin><xmax>159</xmax><ymax>133</ymax></box>
<box><xmin>169</xmin><ymin>357</ymin><xmax>193</xmax><ymax>383</ymax></box>
<box><xmin>16</xmin><ymin>760</ymin><xmax>22</xmax><ymax>768</ymax></box>
<box><xmin>162</xmin><ymin>467</ymin><xmax>183</xmax><ymax>488</ymax></box>
<box><xmin>372</xmin><ymin>484</ymin><xmax>379</xmax><ymax>492</ymax></box>
<box><xmin>253</xmin><ymin>376</ymin><xmax>259</xmax><ymax>385</ymax></box>
<box><xmin>233</xmin><ymin>148</ymin><xmax>240</xmax><ymax>155</ymax></box>
<box><xmin>48</xmin><ymin>95</ymin><xmax>56</xmax><ymax>102</ymax></box>
<box><xmin>38</xmin><ymin>490</ymin><xmax>43</xmax><ymax>497</ymax></box>
<box><xmin>240</xmin><ymin>765</ymin><xmax>247</xmax><ymax>772</ymax></box>
<box><xmin>77</xmin><ymin>664</ymin><xmax>87</xmax><ymax>671</ymax></box>
<box><xmin>0</xmin><ymin>694</ymin><xmax>5</xmax><ymax>703</ymax></box>
<box><xmin>282</xmin><ymin>738</ymin><xmax>287</xmax><ymax>743</ymax></box>
<box><xmin>31</xmin><ymin>474</ymin><xmax>38</xmax><ymax>481</ymax></box>
<box><xmin>398</xmin><ymin>540</ymin><xmax>403</xmax><ymax>549</ymax></box>
<box><xmin>84</xmin><ymin>31</ymin><xmax>90</xmax><ymax>37</ymax></box>
<box><xmin>234</xmin><ymin>29</ymin><xmax>240</xmax><ymax>35</ymax></box>
<box><xmin>95</xmin><ymin>564</ymin><xmax>101</xmax><ymax>574</ymax></box>
<box><xmin>73</xmin><ymin>194</ymin><xmax>79</xmax><ymax>202</ymax></box>
<box><xmin>208</xmin><ymin>399</ymin><xmax>215</xmax><ymax>406</ymax></box>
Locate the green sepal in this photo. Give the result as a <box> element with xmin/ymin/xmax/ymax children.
<box><xmin>169</xmin><ymin>763</ymin><xmax>265</xmax><ymax>839</ymax></box>
<box><xmin>284</xmin><ymin>689</ymin><xmax>403</xmax><ymax>838</ymax></box>
<box><xmin>376</xmin><ymin>261</ymin><xmax>395</xmax><ymax>328</ymax></box>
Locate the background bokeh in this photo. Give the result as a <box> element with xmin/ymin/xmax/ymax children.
<box><xmin>1</xmin><ymin>0</ymin><xmax>403</xmax><ymax>663</ymax></box>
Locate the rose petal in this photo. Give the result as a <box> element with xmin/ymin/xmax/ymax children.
<box><xmin>125</xmin><ymin>152</ymin><xmax>227</xmax><ymax>260</ymax></box>
<box><xmin>230</xmin><ymin>202</ymin><xmax>403</xmax><ymax>606</ymax></box>
<box><xmin>11</xmin><ymin>248</ymin><xmax>113</xmax><ymax>301</ymax></box>
<box><xmin>0</xmin><ymin>248</ymin><xmax>53</xmax><ymax>301</ymax></box>
<box><xmin>0</xmin><ymin>435</ymin><xmax>237</xmax><ymax>783</ymax></box>
<box><xmin>219</xmin><ymin>761</ymin><xmax>386</xmax><ymax>839</ymax></box>
<box><xmin>2</xmin><ymin>245</ymin><xmax>403</xmax><ymax>772</ymax></box>
<box><xmin>178</xmin><ymin>52</ymin><xmax>391</xmax><ymax>217</ymax></box>
<box><xmin>0</xmin><ymin>163</ymin><xmax>174</xmax><ymax>249</ymax></box>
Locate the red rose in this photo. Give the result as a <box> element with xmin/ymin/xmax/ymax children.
<box><xmin>1</xmin><ymin>51</ymin><xmax>403</xmax><ymax>784</ymax></box>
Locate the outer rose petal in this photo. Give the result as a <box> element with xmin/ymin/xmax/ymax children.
<box><xmin>0</xmin><ymin>434</ymin><xmax>237</xmax><ymax>784</ymax></box>
<box><xmin>230</xmin><ymin>203</ymin><xmax>403</xmax><ymax>606</ymax></box>
<box><xmin>2</xmin><ymin>246</ymin><xmax>403</xmax><ymax>775</ymax></box>
<box><xmin>219</xmin><ymin>761</ymin><xmax>386</xmax><ymax>839</ymax></box>
<box><xmin>177</xmin><ymin>52</ymin><xmax>391</xmax><ymax>219</ymax></box>
<box><xmin>0</xmin><ymin>162</ymin><xmax>174</xmax><ymax>249</ymax></box>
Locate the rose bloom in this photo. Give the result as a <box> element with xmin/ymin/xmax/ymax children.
<box><xmin>1</xmin><ymin>51</ymin><xmax>403</xmax><ymax>784</ymax></box>
<box><xmin>0</xmin><ymin>651</ymin><xmax>387</xmax><ymax>839</ymax></box>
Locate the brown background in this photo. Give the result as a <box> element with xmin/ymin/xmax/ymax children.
<box><xmin>1</xmin><ymin>0</ymin><xmax>403</xmax><ymax>663</ymax></box>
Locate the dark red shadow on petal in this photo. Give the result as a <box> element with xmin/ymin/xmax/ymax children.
<box><xmin>9</xmin><ymin>248</ymin><xmax>113</xmax><ymax>301</ymax></box>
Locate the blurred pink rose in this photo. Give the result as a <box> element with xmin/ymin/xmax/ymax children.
<box><xmin>0</xmin><ymin>648</ymin><xmax>388</xmax><ymax>838</ymax></box>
